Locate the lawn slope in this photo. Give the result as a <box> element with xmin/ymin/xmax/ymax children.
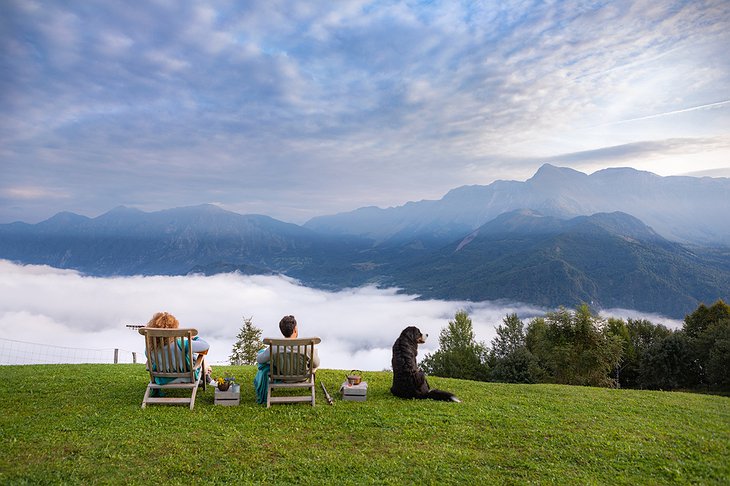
<box><xmin>1</xmin><ymin>364</ymin><xmax>728</xmax><ymax>484</ymax></box>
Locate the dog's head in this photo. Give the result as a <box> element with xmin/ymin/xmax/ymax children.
<box><xmin>399</xmin><ymin>326</ymin><xmax>427</xmax><ymax>345</ymax></box>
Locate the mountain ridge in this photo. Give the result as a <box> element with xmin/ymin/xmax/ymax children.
<box><xmin>2</xmin><ymin>165</ymin><xmax>729</xmax><ymax>318</ymax></box>
<box><xmin>304</xmin><ymin>163</ymin><xmax>730</xmax><ymax>246</ymax></box>
<box><xmin>389</xmin><ymin>210</ymin><xmax>729</xmax><ymax>317</ymax></box>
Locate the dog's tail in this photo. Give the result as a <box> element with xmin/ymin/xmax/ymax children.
<box><xmin>426</xmin><ymin>389</ymin><xmax>461</xmax><ymax>402</ymax></box>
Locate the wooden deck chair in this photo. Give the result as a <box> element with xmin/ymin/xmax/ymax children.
<box><xmin>139</xmin><ymin>327</ymin><xmax>206</xmax><ymax>410</ymax></box>
<box><xmin>264</xmin><ymin>337</ymin><xmax>321</xmax><ymax>408</ymax></box>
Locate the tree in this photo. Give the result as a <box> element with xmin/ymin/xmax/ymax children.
<box><xmin>605</xmin><ymin>318</ymin><xmax>630</xmax><ymax>386</ymax></box>
<box><xmin>229</xmin><ymin>316</ymin><xmax>263</xmax><ymax>365</ymax></box>
<box><xmin>526</xmin><ymin>305</ymin><xmax>623</xmax><ymax>387</ymax></box>
<box><xmin>420</xmin><ymin>310</ymin><xmax>490</xmax><ymax>381</ymax></box>
<box><xmin>683</xmin><ymin>300</ymin><xmax>730</xmax><ymax>387</ymax></box>
<box><xmin>491</xmin><ymin>313</ymin><xmax>526</xmax><ymax>359</ymax></box>
<box><xmin>605</xmin><ymin>318</ymin><xmax>672</xmax><ymax>388</ymax></box>
<box><xmin>705</xmin><ymin>319</ymin><xmax>730</xmax><ymax>388</ymax></box>
<box><xmin>490</xmin><ymin>313</ymin><xmax>538</xmax><ymax>383</ymax></box>
<box><xmin>684</xmin><ymin>300</ymin><xmax>730</xmax><ymax>339</ymax></box>
<box><xmin>638</xmin><ymin>331</ymin><xmax>694</xmax><ymax>390</ymax></box>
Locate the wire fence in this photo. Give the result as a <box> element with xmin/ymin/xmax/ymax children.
<box><xmin>0</xmin><ymin>338</ymin><xmax>143</xmax><ymax>365</ymax></box>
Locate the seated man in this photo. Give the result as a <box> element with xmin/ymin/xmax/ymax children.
<box><xmin>254</xmin><ymin>315</ymin><xmax>320</xmax><ymax>403</ymax></box>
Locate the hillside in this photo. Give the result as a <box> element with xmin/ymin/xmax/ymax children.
<box><xmin>305</xmin><ymin>164</ymin><xmax>730</xmax><ymax>246</ymax></box>
<box><xmin>390</xmin><ymin>211</ymin><xmax>730</xmax><ymax>317</ymax></box>
<box><xmin>1</xmin><ymin>364</ymin><xmax>728</xmax><ymax>484</ymax></box>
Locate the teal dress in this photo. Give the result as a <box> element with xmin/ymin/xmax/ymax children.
<box><xmin>150</xmin><ymin>337</ymin><xmax>203</xmax><ymax>385</ymax></box>
<box><xmin>253</xmin><ymin>348</ymin><xmax>269</xmax><ymax>404</ymax></box>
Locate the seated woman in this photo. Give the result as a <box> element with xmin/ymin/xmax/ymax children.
<box><xmin>146</xmin><ymin>312</ymin><xmax>212</xmax><ymax>388</ymax></box>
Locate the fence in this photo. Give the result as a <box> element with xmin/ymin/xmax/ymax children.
<box><xmin>0</xmin><ymin>338</ymin><xmax>142</xmax><ymax>365</ymax></box>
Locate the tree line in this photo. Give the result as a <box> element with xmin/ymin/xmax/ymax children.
<box><xmin>421</xmin><ymin>301</ymin><xmax>730</xmax><ymax>391</ymax></box>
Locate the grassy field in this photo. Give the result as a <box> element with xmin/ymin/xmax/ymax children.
<box><xmin>0</xmin><ymin>364</ymin><xmax>728</xmax><ymax>485</ymax></box>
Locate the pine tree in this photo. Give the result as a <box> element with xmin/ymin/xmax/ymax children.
<box><xmin>229</xmin><ymin>316</ymin><xmax>263</xmax><ymax>365</ymax></box>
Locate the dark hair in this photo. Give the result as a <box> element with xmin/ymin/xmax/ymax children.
<box><xmin>279</xmin><ymin>315</ymin><xmax>297</xmax><ymax>337</ymax></box>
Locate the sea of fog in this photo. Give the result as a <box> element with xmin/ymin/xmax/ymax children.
<box><xmin>0</xmin><ymin>260</ymin><xmax>682</xmax><ymax>370</ymax></box>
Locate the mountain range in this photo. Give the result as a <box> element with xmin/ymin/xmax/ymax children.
<box><xmin>1</xmin><ymin>164</ymin><xmax>728</xmax><ymax>318</ymax></box>
<box><xmin>0</xmin><ymin>204</ymin><xmax>371</xmax><ymax>284</ymax></box>
<box><xmin>387</xmin><ymin>210</ymin><xmax>730</xmax><ymax>318</ymax></box>
<box><xmin>305</xmin><ymin>163</ymin><xmax>730</xmax><ymax>247</ymax></box>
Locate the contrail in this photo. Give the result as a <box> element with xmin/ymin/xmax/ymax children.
<box><xmin>598</xmin><ymin>99</ymin><xmax>730</xmax><ymax>127</ymax></box>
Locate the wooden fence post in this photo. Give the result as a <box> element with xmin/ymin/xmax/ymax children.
<box><xmin>132</xmin><ymin>352</ymin><xmax>137</xmax><ymax>364</ymax></box>
<box><xmin>114</xmin><ymin>348</ymin><xmax>119</xmax><ymax>364</ymax></box>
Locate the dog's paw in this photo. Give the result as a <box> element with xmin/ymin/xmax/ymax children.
<box><xmin>450</xmin><ymin>396</ymin><xmax>461</xmax><ymax>403</ymax></box>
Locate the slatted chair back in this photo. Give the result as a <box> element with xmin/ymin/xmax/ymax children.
<box><xmin>263</xmin><ymin>337</ymin><xmax>321</xmax><ymax>407</ymax></box>
<box><xmin>138</xmin><ymin>327</ymin><xmax>204</xmax><ymax>410</ymax></box>
<box><xmin>144</xmin><ymin>328</ymin><xmax>197</xmax><ymax>381</ymax></box>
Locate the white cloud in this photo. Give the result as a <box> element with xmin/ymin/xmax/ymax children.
<box><xmin>0</xmin><ymin>261</ymin><xmax>688</xmax><ymax>370</ymax></box>
<box><xmin>599</xmin><ymin>308</ymin><xmax>683</xmax><ymax>330</ymax></box>
<box><xmin>2</xmin><ymin>1</ymin><xmax>729</xmax><ymax>224</ymax></box>
<box><xmin>2</xmin><ymin>186</ymin><xmax>70</xmax><ymax>200</ymax></box>
<box><xmin>0</xmin><ymin>260</ymin><xmax>550</xmax><ymax>370</ymax></box>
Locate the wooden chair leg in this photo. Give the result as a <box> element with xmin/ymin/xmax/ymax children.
<box><xmin>189</xmin><ymin>383</ymin><xmax>198</xmax><ymax>410</ymax></box>
<box><xmin>142</xmin><ymin>384</ymin><xmax>152</xmax><ymax>409</ymax></box>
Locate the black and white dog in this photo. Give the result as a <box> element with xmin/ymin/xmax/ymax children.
<box><xmin>390</xmin><ymin>326</ymin><xmax>460</xmax><ymax>402</ymax></box>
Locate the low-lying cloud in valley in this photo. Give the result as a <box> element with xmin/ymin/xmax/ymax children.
<box><xmin>0</xmin><ymin>260</ymin><xmax>682</xmax><ymax>370</ymax></box>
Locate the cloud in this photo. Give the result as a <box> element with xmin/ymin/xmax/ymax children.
<box><xmin>599</xmin><ymin>308</ymin><xmax>683</xmax><ymax>330</ymax></box>
<box><xmin>596</xmin><ymin>99</ymin><xmax>730</xmax><ymax>126</ymax></box>
<box><xmin>543</xmin><ymin>136</ymin><xmax>730</xmax><ymax>166</ymax></box>
<box><xmin>1</xmin><ymin>186</ymin><xmax>70</xmax><ymax>200</ymax></box>
<box><xmin>0</xmin><ymin>260</ymin><xmax>684</xmax><ymax>370</ymax></box>
<box><xmin>0</xmin><ymin>260</ymin><xmax>553</xmax><ymax>369</ymax></box>
<box><xmin>681</xmin><ymin>167</ymin><xmax>730</xmax><ymax>178</ymax></box>
<box><xmin>1</xmin><ymin>1</ymin><xmax>729</xmax><ymax>223</ymax></box>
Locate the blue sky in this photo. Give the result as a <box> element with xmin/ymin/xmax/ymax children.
<box><xmin>1</xmin><ymin>0</ymin><xmax>729</xmax><ymax>224</ymax></box>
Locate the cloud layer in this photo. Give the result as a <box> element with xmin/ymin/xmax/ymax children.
<box><xmin>0</xmin><ymin>260</ymin><xmax>682</xmax><ymax>370</ymax></box>
<box><xmin>1</xmin><ymin>1</ymin><xmax>729</xmax><ymax>223</ymax></box>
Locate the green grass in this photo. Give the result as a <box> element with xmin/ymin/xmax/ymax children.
<box><xmin>1</xmin><ymin>365</ymin><xmax>728</xmax><ymax>485</ymax></box>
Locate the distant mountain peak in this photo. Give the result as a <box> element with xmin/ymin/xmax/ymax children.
<box><xmin>106</xmin><ymin>205</ymin><xmax>144</xmax><ymax>214</ymax></box>
<box><xmin>529</xmin><ymin>163</ymin><xmax>588</xmax><ymax>185</ymax></box>
<box><xmin>47</xmin><ymin>210</ymin><xmax>89</xmax><ymax>220</ymax></box>
<box><xmin>37</xmin><ymin>211</ymin><xmax>90</xmax><ymax>228</ymax></box>
<box><xmin>157</xmin><ymin>203</ymin><xmax>233</xmax><ymax>217</ymax></box>
<box><xmin>177</xmin><ymin>203</ymin><xmax>226</xmax><ymax>213</ymax></box>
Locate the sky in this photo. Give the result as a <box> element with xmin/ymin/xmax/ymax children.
<box><xmin>0</xmin><ymin>260</ymin><xmax>681</xmax><ymax>369</ymax></box>
<box><xmin>1</xmin><ymin>0</ymin><xmax>729</xmax><ymax>224</ymax></box>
